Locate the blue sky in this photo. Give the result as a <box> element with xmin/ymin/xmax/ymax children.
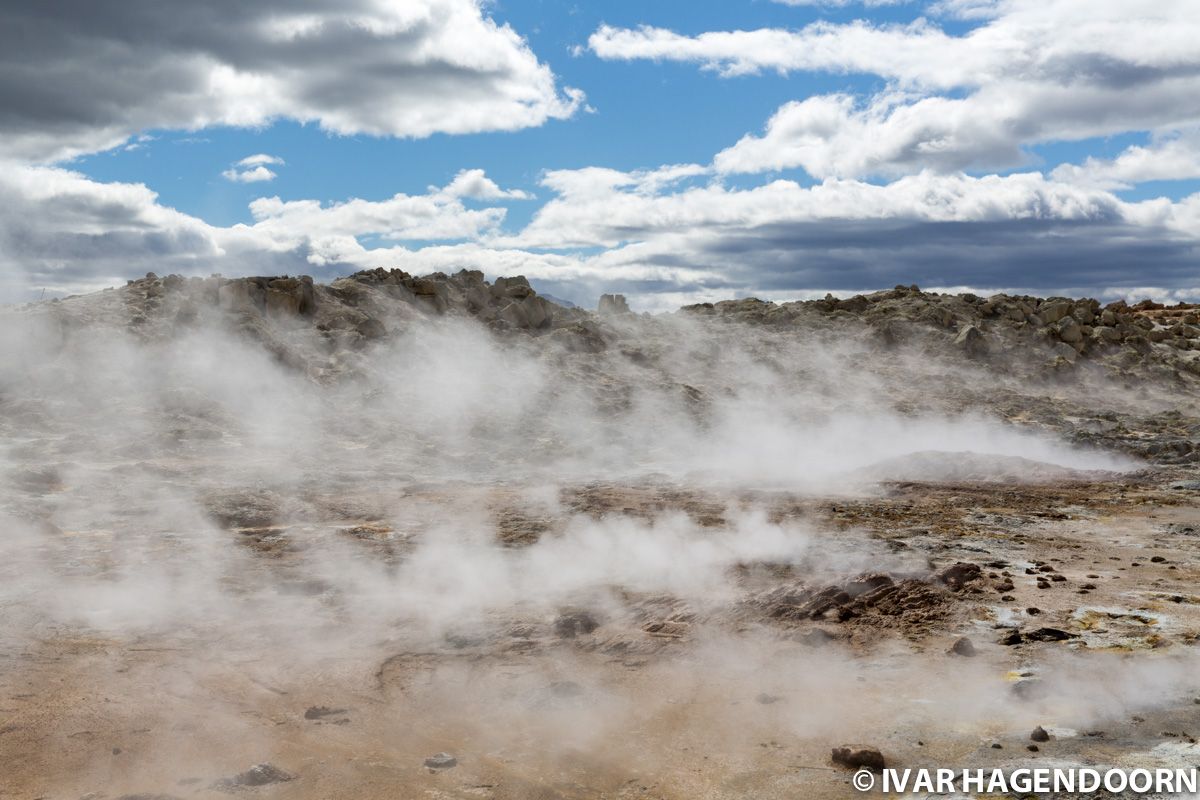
<box><xmin>1</xmin><ymin>0</ymin><xmax>1198</xmax><ymax>307</ymax></box>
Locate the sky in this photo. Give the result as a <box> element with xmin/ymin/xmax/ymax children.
<box><xmin>1</xmin><ymin>0</ymin><xmax>1198</xmax><ymax>310</ymax></box>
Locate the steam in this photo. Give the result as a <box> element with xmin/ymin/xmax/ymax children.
<box><xmin>0</xmin><ymin>298</ymin><xmax>1173</xmax><ymax>796</ymax></box>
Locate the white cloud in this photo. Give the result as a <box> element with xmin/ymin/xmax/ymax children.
<box><xmin>222</xmin><ymin>154</ymin><xmax>286</xmax><ymax>183</ymax></box>
<box><xmin>588</xmin><ymin>21</ymin><xmax>971</xmax><ymax>83</ymax></box>
<box><xmin>436</xmin><ymin>168</ymin><xmax>532</xmax><ymax>200</ymax></box>
<box><xmin>0</xmin><ymin>164</ymin><xmax>528</xmax><ymax>299</ymax></box>
<box><xmin>222</xmin><ymin>165</ymin><xmax>278</xmax><ymax>183</ymax></box>
<box><xmin>590</xmin><ymin>1</ymin><xmax>1200</xmax><ymax>179</ymax></box>
<box><xmin>237</xmin><ymin>154</ymin><xmax>285</xmax><ymax>168</ymax></box>
<box><xmin>0</xmin><ymin>0</ymin><xmax>583</xmax><ymax>163</ymax></box>
<box><xmin>246</xmin><ymin>189</ymin><xmax>507</xmax><ymax>248</ymax></box>
<box><xmin>1051</xmin><ymin>131</ymin><xmax>1200</xmax><ymax>190</ymax></box>
<box><xmin>503</xmin><ymin>165</ymin><xmax>1148</xmax><ymax>250</ymax></box>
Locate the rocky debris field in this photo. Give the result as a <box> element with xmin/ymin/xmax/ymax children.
<box><xmin>2</xmin><ymin>271</ymin><xmax>1200</xmax><ymax>798</ymax></box>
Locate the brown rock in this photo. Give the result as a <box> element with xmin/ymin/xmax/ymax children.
<box><xmin>832</xmin><ymin>746</ymin><xmax>885</xmax><ymax>772</ymax></box>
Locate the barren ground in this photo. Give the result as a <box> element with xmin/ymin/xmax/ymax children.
<box><xmin>3</xmin><ymin>271</ymin><xmax>1200</xmax><ymax>799</ymax></box>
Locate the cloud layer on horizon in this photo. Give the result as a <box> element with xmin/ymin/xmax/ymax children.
<box><xmin>4</xmin><ymin>159</ymin><xmax>1197</xmax><ymax>310</ymax></box>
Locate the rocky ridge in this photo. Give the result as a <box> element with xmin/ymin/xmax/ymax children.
<box><xmin>30</xmin><ymin>270</ymin><xmax>1200</xmax><ymax>376</ymax></box>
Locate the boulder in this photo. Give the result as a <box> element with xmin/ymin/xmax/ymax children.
<box><xmin>265</xmin><ymin>287</ymin><xmax>302</xmax><ymax>317</ymax></box>
<box><xmin>499</xmin><ymin>300</ymin><xmax>531</xmax><ymax>328</ymax></box>
<box><xmin>954</xmin><ymin>325</ymin><xmax>986</xmax><ymax>356</ymax></box>
<box><xmin>1055</xmin><ymin>317</ymin><xmax>1083</xmax><ymax>344</ymax></box>
<box><xmin>521</xmin><ymin>295</ymin><xmax>553</xmax><ymax>329</ymax></box>
<box><xmin>1052</xmin><ymin>342</ymin><xmax>1078</xmax><ymax>363</ymax></box>
<box><xmin>218</xmin><ymin>280</ymin><xmax>259</xmax><ymax>313</ymax></box>
<box><xmin>1040</xmin><ymin>301</ymin><xmax>1072</xmax><ymax>324</ymax></box>
<box><xmin>493</xmin><ymin>276</ymin><xmax>534</xmax><ymax>300</ymax></box>
<box><xmin>598</xmin><ymin>294</ymin><xmax>631</xmax><ymax>315</ymax></box>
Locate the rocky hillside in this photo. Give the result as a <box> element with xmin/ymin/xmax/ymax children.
<box><xmin>685</xmin><ymin>286</ymin><xmax>1200</xmax><ymax>372</ymax></box>
<box><xmin>20</xmin><ymin>268</ymin><xmax>1200</xmax><ymax>381</ymax></box>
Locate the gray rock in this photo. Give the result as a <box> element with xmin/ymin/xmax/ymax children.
<box><xmin>1040</xmin><ymin>301</ymin><xmax>1072</xmax><ymax>324</ymax></box>
<box><xmin>1055</xmin><ymin>317</ymin><xmax>1082</xmax><ymax>344</ymax></box>
<box><xmin>949</xmin><ymin>637</ymin><xmax>977</xmax><ymax>657</ymax></box>
<box><xmin>554</xmin><ymin>609</ymin><xmax>600</xmax><ymax>638</ymax></box>
<box><xmin>598</xmin><ymin>294</ymin><xmax>630</xmax><ymax>315</ymax></box>
<box><xmin>356</xmin><ymin>318</ymin><xmax>387</xmax><ymax>340</ymax></box>
<box><xmin>954</xmin><ymin>325</ymin><xmax>986</xmax><ymax>355</ymax></box>
<box><xmin>1052</xmin><ymin>342</ymin><xmax>1078</xmax><ymax>363</ymax></box>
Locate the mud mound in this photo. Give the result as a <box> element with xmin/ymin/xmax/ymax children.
<box><xmin>848</xmin><ymin>450</ymin><xmax>1128</xmax><ymax>485</ymax></box>
<box><xmin>750</xmin><ymin>565</ymin><xmax>985</xmax><ymax>636</ymax></box>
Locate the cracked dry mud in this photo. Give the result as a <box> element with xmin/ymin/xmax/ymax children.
<box><xmin>2</xmin><ymin>271</ymin><xmax>1200</xmax><ymax>799</ymax></box>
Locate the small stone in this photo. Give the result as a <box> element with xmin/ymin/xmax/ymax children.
<box><xmin>304</xmin><ymin>706</ymin><xmax>348</xmax><ymax>720</ymax></box>
<box><xmin>424</xmin><ymin>752</ymin><xmax>458</xmax><ymax>770</ymax></box>
<box><xmin>999</xmin><ymin>630</ymin><xmax>1023</xmax><ymax>646</ymax></box>
<box><xmin>831</xmin><ymin>746</ymin><xmax>885</xmax><ymax>772</ymax></box>
<box><xmin>212</xmin><ymin>763</ymin><xmax>295</xmax><ymax>790</ymax></box>
<box><xmin>1031</xmin><ymin>726</ymin><xmax>1050</xmax><ymax>742</ymax></box>
<box><xmin>949</xmin><ymin>637</ymin><xmax>976</xmax><ymax>657</ymax></box>
<box><xmin>554</xmin><ymin>610</ymin><xmax>599</xmax><ymax>638</ymax></box>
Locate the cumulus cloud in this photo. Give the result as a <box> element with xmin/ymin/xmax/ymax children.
<box><xmin>0</xmin><ymin>164</ymin><xmax>524</xmax><ymax>299</ymax></box>
<box><xmin>0</xmin><ymin>0</ymin><xmax>583</xmax><ymax>163</ymax></box>
<box><xmin>437</xmin><ymin>168</ymin><xmax>533</xmax><ymax>200</ymax></box>
<box><xmin>222</xmin><ymin>166</ymin><xmax>278</xmax><ymax>184</ymax></box>
<box><xmin>222</xmin><ymin>154</ymin><xmax>285</xmax><ymax>183</ymax></box>
<box><xmin>237</xmin><ymin>154</ymin><xmax>285</xmax><ymax>168</ymax></box>
<box><xmin>1051</xmin><ymin>131</ymin><xmax>1200</xmax><ymax>190</ymax></box>
<box><xmin>590</xmin><ymin>1</ymin><xmax>1200</xmax><ymax>179</ymax></box>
